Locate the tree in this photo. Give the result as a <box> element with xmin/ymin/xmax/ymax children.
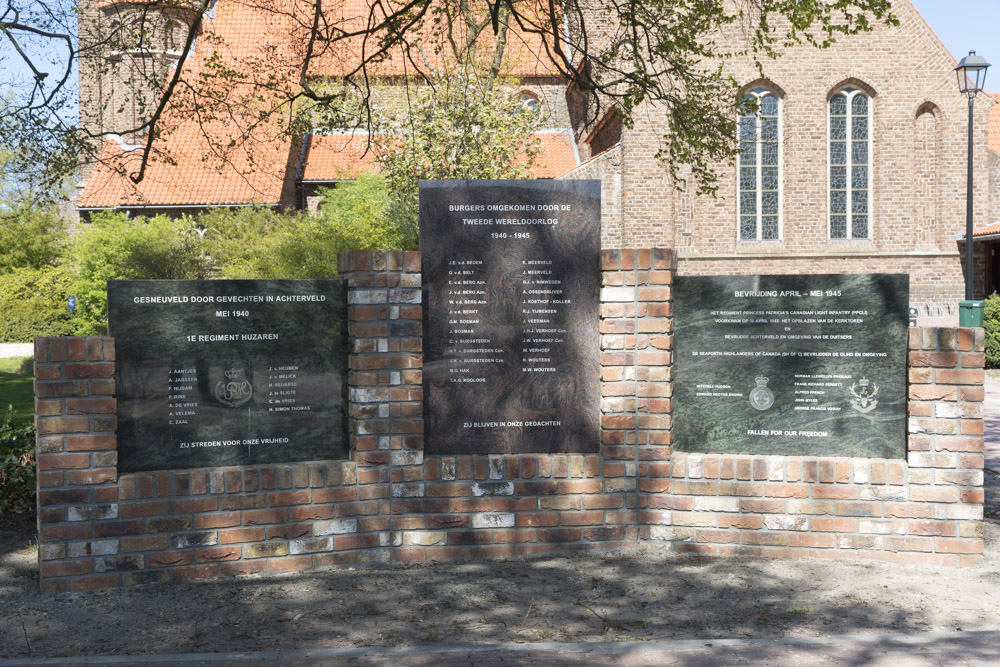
<box><xmin>1</xmin><ymin>0</ymin><xmax>897</xmax><ymax>195</ymax></box>
<box><xmin>376</xmin><ymin>65</ymin><xmax>543</xmax><ymax>241</ymax></box>
<box><xmin>71</xmin><ymin>212</ymin><xmax>209</xmax><ymax>333</ymax></box>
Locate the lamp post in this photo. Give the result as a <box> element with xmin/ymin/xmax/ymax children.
<box><xmin>955</xmin><ymin>50</ymin><xmax>990</xmax><ymax>326</ymax></box>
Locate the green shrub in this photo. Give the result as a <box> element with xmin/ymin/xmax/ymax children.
<box><xmin>73</xmin><ymin>212</ymin><xmax>210</xmax><ymax>334</ymax></box>
<box><xmin>198</xmin><ymin>206</ymin><xmax>300</xmax><ymax>278</ymax></box>
<box><xmin>0</xmin><ymin>206</ymin><xmax>66</xmax><ymax>272</ymax></box>
<box><xmin>204</xmin><ymin>175</ymin><xmax>404</xmax><ymax>279</ymax></box>
<box><xmin>0</xmin><ymin>406</ymin><xmax>35</xmax><ymax>516</ymax></box>
<box><xmin>0</xmin><ymin>266</ymin><xmax>74</xmax><ymax>342</ymax></box>
<box><xmin>984</xmin><ymin>292</ymin><xmax>1000</xmax><ymax>369</ymax></box>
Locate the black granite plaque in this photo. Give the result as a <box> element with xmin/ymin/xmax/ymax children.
<box><xmin>109</xmin><ymin>280</ymin><xmax>348</xmax><ymax>472</ymax></box>
<box><xmin>420</xmin><ymin>180</ymin><xmax>601</xmax><ymax>455</ymax></box>
<box><xmin>673</xmin><ymin>274</ymin><xmax>908</xmax><ymax>459</ymax></box>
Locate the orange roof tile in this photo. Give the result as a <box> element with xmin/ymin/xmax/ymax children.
<box><xmin>79</xmin><ymin>0</ymin><xmax>308</xmax><ymax>208</ymax></box>
<box><xmin>300</xmin><ymin>132</ymin><xmax>381</xmax><ymax>181</ymax></box>
<box><xmin>987</xmin><ymin>92</ymin><xmax>1000</xmax><ymax>154</ymax></box>
<box><xmin>526</xmin><ymin>129</ymin><xmax>579</xmax><ymax>178</ymax></box>
<box><xmin>974</xmin><ymin>222</ymin><xmax>1000</xmax><ymax>237</ymax></box>
<box><xmin>79</xmin><ymin>0</ymin><xmax>563</xmax><ymax>209</ymax></box>
<box><xmin>300</xmin><ymin>128</ymin><xmax>578</xmax><ymax>182</ymax></box>
<box><xmin>306</xmin><ymin>0</ymin><xmax>563</xmax><ymax>78</ymax></box>
<box><xmin>78</xmin><ymin>130</ymin><xmax>290</xmax><ymax>208</ymax></box>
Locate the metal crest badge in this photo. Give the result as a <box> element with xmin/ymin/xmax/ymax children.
<box><xmin>216</xmin><ymin>368</ymin><xmax>253</xmax><ymax>408</ymax></box>
<box><xmin>749</xmin><ymin>376</ymin><xmax>774</xmax><ymax>411</ymax></box>
<box><xmin>849</xmin><ymin>377</ymin><xmax>879</xmax><ymax>413</ymax></box>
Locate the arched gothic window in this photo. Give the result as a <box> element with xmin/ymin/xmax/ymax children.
<box><xmin>738</xmin><ymin>89</ymin><xmax>780</xmax><ymax>241</ymax></box>
<box><xmin>829</xmin><ymin>87</ymin><xmax>871</xmax><ymax>239</ymax></box>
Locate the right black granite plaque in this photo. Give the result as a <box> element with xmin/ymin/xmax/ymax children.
<box><xmin>673</xmin><ymin>274</ymin><xmax>908</xmax><ymax>459</ymax></box>
<box><xmin>420</xmin><ymin>180</ymin><xmax>601</xmax><ymax>455</ymax></box>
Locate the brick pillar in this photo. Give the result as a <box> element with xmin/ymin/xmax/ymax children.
<box><xmin>600</xmin><ymin>249</ymin><xmax>676</xmax><ymax>545</ymax></box>
<box><xmin>34</xmin><ymin>336</ymin><xmax>119</xmax><ymax>593</ymax></box>
<box><xmin>905</xmin><ymin>327</ymin><xmax>985</xmax><ymax>565</ymax></box>
<box><xmin>338</xmin><ymin>249</ymin><xmax>424</xmax><ymax>562</ymax></box>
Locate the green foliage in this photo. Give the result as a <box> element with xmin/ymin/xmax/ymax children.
<box><xmin>0</xmin><ymin>266</ymin><xmax>74</xmax><ymax>342</ymax></box>
<box><xmin>376</xmin><ymin>71</ymin><xmax>541</xmax><ymax>245</ymax></box>
<box><xmin>73</xmin><ymin>212</ymin><xmax>210</xmax><ymax>334</ymax></box>
<box><xmin>0</xmin><ymin>406</ymin><xmax>36</xmax><ymax>516</ymax></box>
<box><xmin>198</xmin><ymin>206</ymin><xmax>302</xmax><ymax>278</ymax></box>
<box><xmin>0</xmin><ymin>206</ymin><xmax>66</xmax><ymax>271</ymax></box>
<box><xmin>206</xmin><ymin>175</ymin><xmax>403</xmax><ymax>279</ymax></box>
<box><xmin>984</xmin><ymin>292</ymin><xmax>1000</xmax><ymax>369</ymax></box>
<box><xmin>0</xmin><ymin>372</ymin><xmax>34</xmax><ymax>422</ymax></box>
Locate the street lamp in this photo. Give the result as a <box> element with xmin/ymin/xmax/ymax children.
<box><xmin>955</xmin><ymin>50</ymin><xmax>990</xmax><ymax>325</ymax></box>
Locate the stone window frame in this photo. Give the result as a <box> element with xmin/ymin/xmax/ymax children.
<box><xmin>737</xmin><ymin>87</ymin><xmax>783</xmax><ymax>243</ymax></box>
<box><xmin>828</xmin><ymin>85</ymin><xmax>873</xmax><ymax>241</ymax></box>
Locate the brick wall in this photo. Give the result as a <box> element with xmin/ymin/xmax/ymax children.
<box><xmin>34</xmin><ymin>250</ymin><xmax>984</xmax><ymax>591</ymax></box>
<box><xmin>644</xmin><ymin>326</ymin><xmax>985</xmax><ymax>565</ymax></box>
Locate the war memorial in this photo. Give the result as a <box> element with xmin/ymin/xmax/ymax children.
<box><xmin>31</xmin><ymin>180</ymin><xmax>985</xmax><ymax>592</ymax></box>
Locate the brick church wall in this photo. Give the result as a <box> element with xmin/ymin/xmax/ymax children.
<box><xmin>32</xmin><ymin>250</ymin><xmax>984</xmax><ymax>591</ymax></box>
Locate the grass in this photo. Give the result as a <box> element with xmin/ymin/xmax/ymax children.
<box><xmin>0</xmin><ymin>357</ymin><xmax>29</xmax><ymax>374</ymax></box>
<box><xmin>0</xmin><ymin>357</ymin><xmax>34</xmax><ymax>422</ymax></box>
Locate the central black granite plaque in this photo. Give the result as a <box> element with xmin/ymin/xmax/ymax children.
<box><xmin>109</xmin><ymin>280</ymin><xmax>348</xmax><ymax>472</ymax></box>
<box><xmin>420</xmin><ymin>180</ymin><xmax>601</xmax><ymax>455</ymax></box>
<box><xmin>673</xmin><ymin>274</ymin><xmax>908</xmax><ymax>459</ymax></box>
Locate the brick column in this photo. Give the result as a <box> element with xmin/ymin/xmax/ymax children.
<box><xmin>599</xmin><ymin>249</ymin><xmax>675</xmax><ymax>545</ymax></box>
<box><xmin>338</xmin><ymin>249</ymin><xmax>424</xmax><ymax>562</ymax></box>
<box><xmin>34</xmin><ymin>337</ymin><xmax>119</xmax><ymax>593</ymax></box>
<box><xmin>905</xmin><ymin>327</ymin><xmax>985</xmax><ymax>565</ymax></box>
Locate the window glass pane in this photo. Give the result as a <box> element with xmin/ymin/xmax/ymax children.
<box><xmin>852</xmin><ymin>117</ymin><xmax>868</xmax><ymax>140</ymax></box>
<box><xmin>852</xmin><ymin>189</ymin><xmax>868</xmax><ymax>214</ymax></box>
<box><xmin>830</xmin><ymin>215</ymin><xmax>847</xmax><ymax>239</ymax></box>
<box><xmin>852</xmin><ymin>166</ymin><xmax>869</xmax><ymax>190</ymax></box>
<box><xmin>852</xmin><ymin>93</ymin><xmax>868</xmax><ymax>116</ymax></box>
<box><xmin>761</xmin><ymin>117</ymin><xmax>778</xmax><ymax>142</ymax></box>
<box><xmin>740</xmin><ymin>116</ymin><xmax>757</xmax><ymax>141</ymax></box>
<box><xmin>761</xmin><ymin>94</ymin><xmax>778</xmax><ymax>116</ymax></box>
<box><xmin>762</xmin><ymin>216</ymin><xmax>779</xmax><ymax>240</ymax></box>
<box><xmin>761</xmin><ymin>142</ymin><xmax>778</xmax><ymax>166</ymax></box>
<box><xmin>761</xmin><ymin>191</ymin><xmax>778</xmax><ymax>214</ymax></box>
<box><xmin>740</xmin><ymin>167</ymin><xmax>757</xmax><ymax>191</ymax></box>
<box><xmin>852</xmin><ymin>215</ymin><xmax>869</xmax><ymax>239</ymax></box>
<box><xmin>831</xmin><ymin>141</ymin><xmax>846</xmax><ymax>164</ymax></box>
<box><xmin>830</xmin><ymin>166</ymin><xmax>847</xmax><ymax>189</ymax></box>
<box><xmin>740</xmin><ymin>191</ymin><xmax>757</xmax><ymax>214</ymax></box>
<box><xmin>829</xmin><ymin>94</ymin><xmax>847</xmax><ymax>116</ymax></box>
<box><xmin>740</xmin><ymin>216</ymin><xmax>757</xmax><ymax>240</ymax></box>
<box><xmin>851</xmin><ymin>141</ymin><xmax>867</xmax><ymax>165</ymax></box>
<box><xmin>830</xmin><ymin>116</ymin><xmax>847</xmax><ymax>140</ymax></box>
<box><xmin>740</xmin><ymin>142</ymin><xmax>756</xmax><ymax>165</ymax></box>
<box><xmin>830</xmin><ymin>190</ymin><xmax>847</xmax><ymax>214</ymax></box>
<box><xmin>761</xmin><ymin>167</ymin><xmax>778</xmax><ymax>191</ymax></box>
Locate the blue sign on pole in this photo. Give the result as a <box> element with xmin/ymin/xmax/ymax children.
<box><xmin>67</xmin><ymin>297</ymin><xmax>76</xmax><ymax>310</ymax></box>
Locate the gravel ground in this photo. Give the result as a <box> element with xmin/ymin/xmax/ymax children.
<box><xmin>1</xmin><ymin>473</ymin><xmax>999</xmax><ymax>660</ymax></box>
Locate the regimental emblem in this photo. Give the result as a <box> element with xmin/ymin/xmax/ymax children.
<box><xmin>849</xmin><ymin>377</ymin><xmax>879</xmax><ymax>413</ymax></box>
<box><xmin>215</xmin><ymin>368</ymin><xmax>253</xmax><ymax>408</ymax></box>
<box><xmin>749</xmin><ymin>376</ymin><xmax>774</xmax><ymax>411</ymax></box>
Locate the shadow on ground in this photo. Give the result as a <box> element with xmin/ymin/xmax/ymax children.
<box><xmin>1</xmin><ymin>512</ymin><xmax>1000</xmax><ymax>660</ymax></box>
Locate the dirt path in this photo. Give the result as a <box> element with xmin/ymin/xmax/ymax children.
<box><xmin>2</xmin><ymin>474</ymin><xmax>1000</xmax><ymax>660</ymax></box>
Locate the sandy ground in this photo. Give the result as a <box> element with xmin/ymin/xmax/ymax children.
<box><xmin>1</xmin><ymin>473</ymin><xmax>999</xmax><ymax>661</ymax></box>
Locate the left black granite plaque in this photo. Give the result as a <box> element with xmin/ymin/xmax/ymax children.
<box><xmin>108</xmin><ymin>280</ymin><xmax>348</xmax><ymax>472</ymax></box>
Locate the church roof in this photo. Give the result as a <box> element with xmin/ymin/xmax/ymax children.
<box><xmin>299</xmin><ymin>128</ymin><xmax>579</xmax><ymax>184</ymax></box>
<box><xmin>78</xmin><ymin>0</ymin><xmax>566</xmax><ymax>210</ymax></box>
